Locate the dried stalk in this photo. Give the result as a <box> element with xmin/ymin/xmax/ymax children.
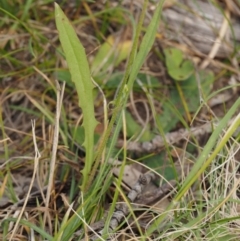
<box><xmin>117</xmin><ymin>121</ymin><xmax>213</xmax><ymax>153</ymax></box>
<box><xmin>44</xmin><ymin>81</ymin><xmax>65</xmax><ymax>225</ymax></box>
<box><xmin>117</xmin><ymin>117</ymin><xmax>239</xmax><ymax>154</ymax></box>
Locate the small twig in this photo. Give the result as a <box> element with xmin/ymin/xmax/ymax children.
<box><xmin>117</xmin><ymin>122</ymin><xmax>213</xmax><ymax>153</ymax></box>
<box><xmin>88</xmin><ymin>172</ymin><xmax>155</xmax><ymax>241</ymax></box>
<box><xmin>117</xmin><ymin>117</ymin><xmax>238</xmax><ymax>153</ymax></box>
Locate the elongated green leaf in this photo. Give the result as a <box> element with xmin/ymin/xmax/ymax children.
<box><xmin>55</xmin><ymin>3</ymin><xmax>98</xmax><ymax>191</ymax></box>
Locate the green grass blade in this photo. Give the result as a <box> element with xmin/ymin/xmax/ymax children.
<box><xmin>55</xmin><ymin>3</ymin><xmax>98</xmax><ymax>192</ymax></box>
<box><xmin>2</xmin><ymin>218</ymin><xmax>53</xmax><ymax>240</ymax></box>
<box><xmin>168</xmin><ymin>186</ymin><xmax>240</xmax><ymax>240</ymax></box>
<box><xmin>175</xmin><ymin>98</ymin><xmax>240</xmax><ymax>200</ymax></box>
<box><xmin>93</xmin><ymin>0</ymin><xmax>165</xmax><ymax>178</ymax></box>
<box><xmin>146</xmin><ymin>97</ymin><xmax>240</xmax><ymax>235</ymax></box>
<box><xmin>127</xmin><ymin>0</ymin><xmax>165</xmax><ymax>91</ymax></box>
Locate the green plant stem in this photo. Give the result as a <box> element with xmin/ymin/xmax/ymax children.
<box><xmin>89</xmin><ymin>0</ymin><xmax>149</xmax><ymax>189</ymax></box>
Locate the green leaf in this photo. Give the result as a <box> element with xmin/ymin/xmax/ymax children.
<box><xmin>71</xmin><ymin>126</ymin><xmax>100</xmax><ymax>146</ymax></box>
<box><xmin>125</xmin><ymin>110</ymin><xmax>154</xmax><ymax>142</ymax></box>
<box><xmin>164</xmin><ymin>48</ymin><xmax>194</xmax><ymax>81</ymax></box>
<box><xmin>55</xmin><ymin>3</ymin><xmax>98</xmax><ymax>191</ymax></box>
<box><xmin>158</xmin><ymin>101</ymin><xmax>180</xmax><ymax>132</ymax></box>
<box><xmin>169</xmin><ymin>69</ymin><xmax>213</xmax><ymax>113</ymax></box>
<box><xmin>55</xmin><ymin>69</ymin><xmax>73</xmax><ymax>87</ymax></box>
<box><xmin>158</xmin><ymin>70</ymin><xmax>213</xmax><ymax>132</ymax></box>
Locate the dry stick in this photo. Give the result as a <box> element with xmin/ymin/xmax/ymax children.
<box><xmin>43</xmin><ymin>81</ymin><xmax>65</xmax><ymax>225</ymax></box>
<box><xmin>117</xmin><ymin>117</ymin><xmax>238</xmax><ymax>154</ymax></box>
<box><xmin>117</xmin><ymin>122</ymin><xmax>213</xmax><ymax>153</ymax></box>
<box><xmin>74</xmin><ymin>180</ymin><xmax>176</xmax><ymax>239</ymax></box>
<box><xmin>89</xmin><ymin>172</ymin><xmax>155</xmax><ymax>241</ymax></box>
<box><xmin>9</xmin><ymin>120</ymin><xmax>41</xmax><ymax>241</ymax></box>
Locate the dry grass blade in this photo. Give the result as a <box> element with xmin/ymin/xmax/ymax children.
<box><xmin>200</xmin><ymin>9</ymin><xmax>230</xmax><ymax>69</ymax></box>
<box><xmin>44</xmin><ymin>80</ymin><xmax>65</xmax><ymax>224</ymax></box>
<box><xmin>8</xmin><ymin>120</ymin><xmax>41</xmax><ymax>241</ymax></box>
